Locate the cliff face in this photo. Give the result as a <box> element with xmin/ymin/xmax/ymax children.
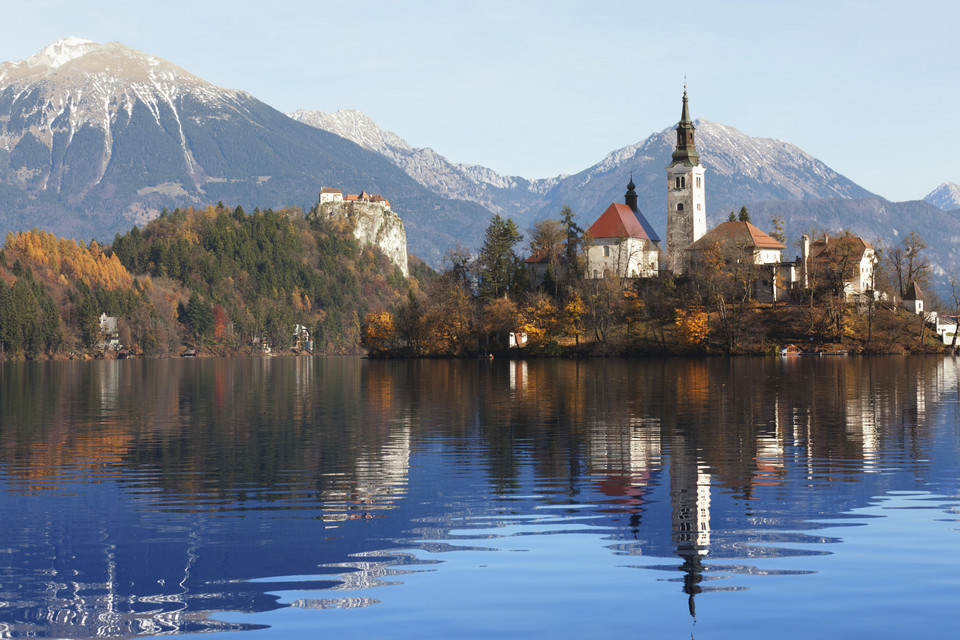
<box><xmin>316</xmin><ymin>201</ymin><xmax>409</xmax><ymax>277</ymax></box>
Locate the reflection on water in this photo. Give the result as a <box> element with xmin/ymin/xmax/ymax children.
<box><xmin>1</xmin><ymin>356</ymin><xmax>959</xmax><ymax>638</ymax></box>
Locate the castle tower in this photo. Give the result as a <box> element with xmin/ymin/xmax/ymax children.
<box><xmin>666</xmin><ymin>88</ymin><xmax>706</xmax><ymax>274</ymax></box>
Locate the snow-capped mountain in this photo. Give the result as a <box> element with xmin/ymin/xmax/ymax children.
<box><xmin>924</xmin><ymin>182</ymin><xmax>960</xmax><ymax>211</ymax></box>
<box><xmin>293</xmin><ymin>108</ymin><xmax>875</xmax><ymax>234</ymax></box>
<box><xmin>293</xmin><ymin>107</ymin><xmax>960</xmax><ymax>283</ymax></box>
<box><xmin>0</xmin><ymin>38</ymin><xmax>495</xmax><ymax>261</ymax></box>
<box><xmin>289</xmin><ymin>108</ymin><xmax>560</xmax><ymax>218</ymax></box>
<box><xmin>0</xmin><ymin>37</ymin><xmax>255</xmax><ymax>219</ymax></box>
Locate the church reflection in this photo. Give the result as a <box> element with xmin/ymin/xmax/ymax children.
<box><xmin>0</xmin><ymin>355</ymin><xmax>957</xmax><ymax>636</ymax></box>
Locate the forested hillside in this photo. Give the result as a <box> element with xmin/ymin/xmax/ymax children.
<box><xmin>0</xmin><ymin>204</ymin><xmax>426</xmax><ymax>358</ymax></box>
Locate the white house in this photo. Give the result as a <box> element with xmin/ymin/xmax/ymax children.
<box><xmin>801</xmin><ymin>234</ymin><xmax>878</xmax><ymax>300</ymax></box>
<box><xmin>319</xmin><ymin>187</ymin><xmax>343</xmax><ymax>204</ymax></box>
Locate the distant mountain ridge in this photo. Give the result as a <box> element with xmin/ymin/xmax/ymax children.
<box><xmin>290</xmin><ymin>108</ymin><xmax>876</xmax><ymax>229</ymax></box>
<box><xmin>2</xmin><ymin>38</ymin><xmax>958</xmax><ymax>284</ymax></box>
<box><xmin>288</xmin><ymin>108</ymin><xmax>559</xmax><ymax>220</ymax></box>
<box><xmin>292</xmin><ymin>107</ymin><xmax>960</xmax><ymax>287</ymax></box>
<box><xmin>0</xmin><ymin>38</ymin><xmax>497</xmax><ymax>262</ymax></box>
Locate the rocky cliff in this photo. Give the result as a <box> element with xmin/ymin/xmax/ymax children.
<box><xmin>315</xmin><ymin>200</ymin><xmax>409</xmax><ymax>277</ymax></box>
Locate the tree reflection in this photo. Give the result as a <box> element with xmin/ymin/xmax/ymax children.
<box><xmin>0</xmin><ymin>355</ymin><xmax>956</xmax><ymax>636</ymax></box>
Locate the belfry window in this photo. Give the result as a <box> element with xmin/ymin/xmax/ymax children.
<box><xmin>675</xmin><ymin>177</ymin><xmax>680</xmax><ymax>189</ymax></box>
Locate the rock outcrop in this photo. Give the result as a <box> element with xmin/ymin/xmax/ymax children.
<box><xmin>314</xmin><ymin>200</ymin><xmax>409</xmax><ymax>277</ymax></box>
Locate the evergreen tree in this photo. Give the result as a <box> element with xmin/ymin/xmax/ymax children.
<box><xmin>561</xmin><ymin>205</ymin><xmax>585</xmax><ymax>282</ymax></box>
<box><xmin>477</xmin><ymin>214</ymin><xmax>522</xmax><ymax>301</ymax></box>
<box><xmin>738</xmin><ymin>206</ymin><xmax>750</xmax><ymax>222</ymax></box>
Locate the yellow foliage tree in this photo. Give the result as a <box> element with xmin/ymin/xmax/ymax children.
<box><xmin>520</xmin><ymin>293</ymin><xmax>558</xmax><ymax>348</ymax></box>
<box><xmin>675</xmin><ymin>307</ymin><xmax>710</xmax><ymax>349</ymax></box>
<box><xmin>559</xmin><ymin>292</ymin><xmax>586</xmax><ymax>344</ymax></box>
<box><xmin>361</xmin><ymin>311</ymin><xmax>396</xmax><ymax>355</ymax></box>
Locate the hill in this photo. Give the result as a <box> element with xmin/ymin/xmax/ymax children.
<box><xmin>0</xmin><ymin>38</ymin><xmax>496</xmax><ymax>264</ymax></box>
<box><xmin>0</xmin><ymin>204</ymin><xmax>426</xmax><ymax>358</ymax></box>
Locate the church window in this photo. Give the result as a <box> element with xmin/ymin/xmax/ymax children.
<box><xmin>681</xmin><ymin>177</ymin><xmax>686</xmax><ymax>188</ymax></box>
<box><xmin>675</xmin><ymin>177</ymin><xmax>680</xmax><ymax>189</ymax></box>
<box><xmin>603</xmin><ymin>246</ymin><xmax>610</xmax><ymax>257</ymax></box>
<box><xmin>696</xmin><ymin>176</ymin><xmax>701</xmax><ymax>188</ymax></box>
<box><xmin>677</xmin><ymin>203</ymin><xmax>684</xmax><ymax>212</ymax></box>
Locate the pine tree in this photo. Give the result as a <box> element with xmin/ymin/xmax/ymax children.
<box><xmin>477</xmin><ymin>214</ymin><xmax>522</xmax><ymax>301</ymax></box>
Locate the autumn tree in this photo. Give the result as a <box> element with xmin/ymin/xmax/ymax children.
<box><xmin>482</xmin><ymin>297</ymin><xmax>520</xmax><ymax>348</ymax></box>
<box><xmin>519</xmin><ymin>292</ymin><xmax>559</xmax><ymax>350</ymax></box>
<box><xmin>213</xmin><ymin>304</ymin><xmax>228</xmax><ymax>341</ymax></box>
<box><xmin>361</xmin><ymin>310</ymin><xmax>397</xmax><ymax>355</ymax></box>
<box><xmin>559</xmin><ymin>291</ymin><xmax>587</xmax><ymax>345</ymax></box>
<box><xmin>528</xmin><ymin>218</ymin><xmax>566</xmax><ymax>295</ymax></box>
<box><xmin>675</xmin><ymin>307</ymin><xmax>709</xmax><ymax>350</ymax></box>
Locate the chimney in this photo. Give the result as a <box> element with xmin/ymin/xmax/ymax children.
<box><xmin>801</xmin><ymin>234</ymin><xmax>811</xmax><ymax>289</ymax></box>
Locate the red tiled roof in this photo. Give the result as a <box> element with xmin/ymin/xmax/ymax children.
<box><xmin>525</xmin><ymin>249</ymin><xmax>550</xmax><ymax>264</ymax></box>
<box><xmin>687</xmin><ymin>221</ymin><xmax>786</xmax><ymax>252</ymax></box>
<box><xmin>808</xmin><ymin>235</ymin><xmax>872</xmax><ymax>262</ymax></box>
<box><xmin>320</xmin><ymin>187</ymin><xmax>342</xmax><ymax>194</ymax></box>
<box><xmin>587</xmin><ymin>203</ymin><xmax>656</xmax><ymax>241</ymax></box>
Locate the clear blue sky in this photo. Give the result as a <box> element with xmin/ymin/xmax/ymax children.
<box><xmin>4</xmin><ymin>0</ymin><xmax>957</xmax><ymax>202</ymax></box>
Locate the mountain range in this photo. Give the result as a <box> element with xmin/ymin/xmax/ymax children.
<box><xmin>292</xmin><ymin>108</ymin><xmax>960</xmax><ymax>285</ymax></box>
<box><xmin>2</xmin><ymin>38</ymin><xmax>959</xmax><ymax>287</ymax></box>
<box><xmin>0</xmin><ymin>37</ymin><xmax>493</xmax><ymax>262</ymax></box>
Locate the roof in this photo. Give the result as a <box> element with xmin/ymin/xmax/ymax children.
<box><xmin>808</xmin><ymin>235</ymin><xmax>873</xmax><ymax>263</ymax></box>
<box><xmin>320</xmin><ymin>187</ymin><xmax>342</xmax><ymax>194</ymax></box>
<box><xmin>525</xmin><ymin>249</ymin><xmax>552</xmax><ymax>264</ymax></box>
<box><xmin>903</xmin><ymin>281</ymin><xmax>924</xmax><ymax>301</ymax></box>
<box><xmin>587</xmin><ymin>203</ymin><xmax>660</xmax><ymax>243</ymax></box>
<box><xmin>686</xmin><ymin>221</ymin><xmax>786</xmax><ymax>253</ymax></box>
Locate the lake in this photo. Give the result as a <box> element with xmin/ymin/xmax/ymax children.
<box><xmin>1</xmin><ymin>355</ymin><xmax>959</xmax><ymax>638</ymax></box>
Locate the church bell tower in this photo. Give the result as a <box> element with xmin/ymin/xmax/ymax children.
<box><xmin>666</xmin><ymin>87</ymin><xmax>706</xmax><ymax>274</ymax></box>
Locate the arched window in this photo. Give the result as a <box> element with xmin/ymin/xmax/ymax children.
<box><xmin>677</xmin><ymin>203</ymin><xmax>684</xmax><ymax>212</ymax></box>
<box><xmin>680</xmin><ymin>177</ymin><xmax>686</xmax><ymax>188</ymax></box>
<box><xmin>675</xmin><ymin>177</ymin><xmax>681</xmax><ymax>189</ymax></box>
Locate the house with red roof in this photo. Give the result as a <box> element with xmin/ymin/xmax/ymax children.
<box><xmin>585</xmin><ymin>177</ymin><xmax>662</xmax><ymax>279</ymax></box>
<box><xmin>800</xmin><ymin>233</ymin><xmax>878</xmax><ymax>301</ymax></box>
<box><xmin>685</xmin><ymin>220</ymin><xmax>790</xmax><ymax>302</ymax></box>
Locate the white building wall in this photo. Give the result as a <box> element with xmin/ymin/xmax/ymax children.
<box><xmin>666</xmin><ymin>164</ymin><xmax>706</xmax><ymax>274</ymax></box>
<box><xmin>586</xmin><ymin>238</ymin><xmax>658</xmax><ymax>279</ymax></box>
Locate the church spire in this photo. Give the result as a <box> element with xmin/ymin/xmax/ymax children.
<box><xmin>670</xmin><ymin>87</ymin><xmax>700</xmax><ymax>166</ymax></box>
<box><xmin>625</xmin><ymin>174</ymin><xmax>638</xmax><ymax>213</ymax></box>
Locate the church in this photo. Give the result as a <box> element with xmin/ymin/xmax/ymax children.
<box><xmin>584</xmin><ymin>87</ymin><xmax>712</xmax><ymax>279</ymax></box>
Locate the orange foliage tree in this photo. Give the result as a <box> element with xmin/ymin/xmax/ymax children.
<box><xmin>519</xmin><ymin>293</ymin><xmax>559</xmax><ymax>348</ymax></box>
<box><xmin>361</xmin><ymin>310</ymin><xmax>397</xmax><ymax>355</ymax></box>
<box><xmin>675</xmin><ymin>307</ymin><xmax>709</xmax><ymax>349</ymax></box>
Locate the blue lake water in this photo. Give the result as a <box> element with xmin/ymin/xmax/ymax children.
<box><xmin>1</xmin><ymin>356</ymin><xmax>959</xmax><ymax>638</ymax></box>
